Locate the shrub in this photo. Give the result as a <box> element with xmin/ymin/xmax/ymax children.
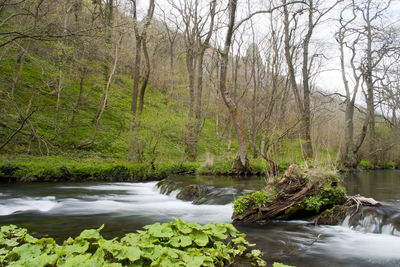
<box><xmin>359</xmin><ymin>160</ymin><xmax>374</xmax><ymax>169</ymax></box>
<box><xmin>233</xmin><ymin>188</ymin><xmax>278</xmax><ymax>215</ymax></box>
<box><xmin>384</xmin><ymin>161</ymin><xmax>396</xmax><ymax>169</ymax></box>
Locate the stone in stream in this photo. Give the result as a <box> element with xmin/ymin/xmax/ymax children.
<box><xmin>176</xmin><ymin>184</ymin><xmax>209</xmax><ymax>202</ymax></box>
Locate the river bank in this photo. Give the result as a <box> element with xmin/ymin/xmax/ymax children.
<box><xmin>1</xmin><ymin>155</ymin><xmax>398</xmax><ymax>183</ymax></box>
<box><xmin>0</xmin><ymin>155</ymin><xmax>270</xmax><ymax>183</ymax></box>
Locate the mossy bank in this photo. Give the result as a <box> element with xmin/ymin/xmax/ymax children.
<box><xmin>0</xmin><ymin>156</ymin><xmax>200</xmax><ymax>183</ymax></box>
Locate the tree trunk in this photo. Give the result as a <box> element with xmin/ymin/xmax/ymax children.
<box><xmin>137</xmin><ymin>37</ymin><xmax>151</xmax><ymax>121</ymax></box>
<box><xmin>11</xmin><ymin>41</ymin><xmax>31</xmax><ymax>99</ymax></box>
<box><xmin>219</xmin><ymin>0</ymin><xmax>249</xmax><ymax>170</ymax></box>
<box><xmin>71</xmin><ymin>68</ymin><xmax>87</xmax><ymax>125</ymax></box>
<box><xmin>192</xmin><ymin>50</ymin><xmax>206</xmax><ymax>159</ymax></box>
<box><xmin>343</xmin><ymin>102</ymin><xmax>357</xmax><ymax>167</ymax></box>
<box><xmin>55</xmin><ymin>70</ymin><xmax>63</xmax><ymax>138</ymax></box>
<box><xmin>130</xmin><ymin>37</ymin><xmax>142</xmax><ymax>130</ymax></box>
<box><xmin>184</xmin><ymin>50</ymin><xmax>197</xmax><ymax>161</ymax></box>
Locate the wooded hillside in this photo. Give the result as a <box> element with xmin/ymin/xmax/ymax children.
<box><xmin>1</xmin><ymin>0</ymin><xmax>399</xmax><ymax>170</ymax></box>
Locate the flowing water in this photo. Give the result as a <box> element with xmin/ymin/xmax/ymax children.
<box><xmin>0</xmin><ymin>171</ymin><xmax>399</xmax><ymax>266</ymax></box>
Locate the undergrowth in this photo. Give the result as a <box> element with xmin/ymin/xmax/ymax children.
<box><xmin>0</xmin><ymin>219</ymin><xmax>266</xmax><ymax>267</ymax></box>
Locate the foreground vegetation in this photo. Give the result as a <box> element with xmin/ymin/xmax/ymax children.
<box><xmin>0</xmin><ymin>220</ymin><xmax>273</xmax><ymax>266</ymax></box>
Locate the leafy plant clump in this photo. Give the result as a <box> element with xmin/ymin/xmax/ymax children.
<box><xmin>0</xmin><ymin>219</ymin><xmax>266</xmax><ymax>267</ymax></box>
<box><xmin>303</xmin><ymin>184</ymin><xmax>346</xmax><ymax>213</ymax></box>
<box><xmin>233</xmin><ymin>188</ymin><xmax>278</xmax><ymax>215</ymax></box>
<box><xmin>358</xmin><ymin>160</ymin><xmax>374</xmax><ymax>169</ymax></box>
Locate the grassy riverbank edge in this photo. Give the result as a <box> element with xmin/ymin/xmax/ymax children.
<box><xmin>0</xmin><ymin>155</ymin><xmax>201</xmax><ymax>182</ymax></box>
<box><xmin>0</xmin><ymin>154</ymin><xmax>280</xmax><ymax>182</ymax></box>
<box><xmin>0</xmin><ymin>155</ymin><xmax>398</xmax><ymax>183</ymax></box>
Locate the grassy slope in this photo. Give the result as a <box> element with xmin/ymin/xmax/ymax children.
<box><xmin>0</xmin><ymin>47</ymin><xmax>348</xmax><ymax>178</ymax></box>
<box><xmin>0</xmin><ymin>48</ymin><xmax>235</xmax><ymax>163</ymax></box>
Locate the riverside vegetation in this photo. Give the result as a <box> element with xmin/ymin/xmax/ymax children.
<box><xmin>0</xmin><ymin>219</ymin><xmax>276</xmax><ymax>267</ymax></box>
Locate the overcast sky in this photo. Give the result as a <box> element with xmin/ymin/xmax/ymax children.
<box><xmin>132</xmin><ymin>0</ymin><xmax>400</xmax><ymax>101</ymax></box>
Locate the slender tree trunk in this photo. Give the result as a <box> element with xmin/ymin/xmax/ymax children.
<box><xmin>11</xmin><ymin>41</ymin><xmax>31</xmax><ymax>99</ymax></box>
<box><xmin>192</xmin><ymin>50</ymin><xmax>206</xmax><ymax>159</ymax></box>
<box><xmin>128</xmin><ymin>0</ymin><xmax>155</xmax><ymax>161</ymax></box>
<box><xmin>219</xmin><ymin>0</ymin><xmax>249</xmax><ymax>171</ymax></box>
<box><xmin>300</xmin><ymin>1</ymin><xmax>314</xmax><ymax>159</ymax></box>
<box><xmin>71</xmin><ymin>68</ymin><xmax>87</xmax><ymax>125</ymax></box>
<box><xmin>184</xmin><ymin>51</ymin><xmax>197</xmax><ymax>161</ymax></box>
<box><xmin>343</xmin><ymin>102</ymin><xmax>357</xmax><ymax>167</ymax></box>
<box><xmin>130</xmin><ymin>37</ymin><xmax>142</xmax><ymax>130</ymax></box>
<box><xmin>86</xmin><ymin>38</ymin><xmax>120</xmax><ymax>147</ymax></box>
<box><xmin>227</xmin><ymin>122</ymin><xmax>232</xmax><ymax>150</ymax></box>
<box><xmin>55</xmin><ymin>70</ymin><xmax>63</xmax><ymax>138</ymax></box>
<box><xmin>137</xmin><ymin>38</ymin><xmax>151</xmax><ymax>121</ymax></box>
<box><xmin>365</xmin><ymin>15</ymin><xmax>377</xmax><ymax>165</ymax></box>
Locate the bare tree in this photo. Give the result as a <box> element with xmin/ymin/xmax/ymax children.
<box><xmin>128</xmin><ymin>0</ymin><xmax>155</xmax><ymax>161</ymax></box>
<box><xmin>167</xmin><ymin>0</ymin><xmax>217</xmax><ymax>161</ymax></box>
<box><xmin>282</xmin><ymin>0</ymin><xmax>340</xmax><ymax>159</ymax></box>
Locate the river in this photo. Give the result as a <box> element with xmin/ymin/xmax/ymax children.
<box><xmin>0</xmin><ymin>170</ymin><xmax>399</xmax><ymax>266</ymax></box>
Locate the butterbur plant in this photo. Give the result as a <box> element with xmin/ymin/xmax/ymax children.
<box><xmin>0</xmin><ymin>219</ymin><xmax>266</xmax><ymax>266</ymax></box>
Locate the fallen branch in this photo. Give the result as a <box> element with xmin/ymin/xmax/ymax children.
<box><xmin>0</xmin><ymin>109</ymin><xmax>36</xmax><ymax>150</ymax></box>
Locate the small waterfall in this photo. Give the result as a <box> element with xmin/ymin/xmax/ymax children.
<box><xmin>342</xmin><ymin>205</ymin><xmax>400</xmax><ymax>236</ymax></box>
<box><xmin>155</xmin><ymin>179</ymin><xmax>255</xmax><ymax>205</ymax></box>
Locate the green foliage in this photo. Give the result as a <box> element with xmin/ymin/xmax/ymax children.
<box><xmin>198</xmin><ymin>158</ymin><xmax>235</xmax><ymax>175</ymax></box>
<box><xmin>273</xmin><ymin>262</ymin><xmax>295</xmax><ymax>267</ymax></box>
<box><xmin>0</xmin><ymin>156</ymin><xmax>201</xmax><ymax>181</ymax></box>
<box><xmin>359</xmin><ymin>160</ymin><xmax>374</xmax><ymax>169</ymax></box>
<box><xmin>0</xmin><ymin>220</ymin><xmax>266</xmax><ymax>267</ymax></box>
<box><xmin>233</xmin><ymin>188</ymin><xmax>278</xmax><ymax>215</ymax></box>
<box><xmin>303</xmin><ymin>184</ymin><xmax>346</xmax><ymax>213</ymax></box>
<box><xmin>278</xmin><ymin>160</ymin><xmax>291</xmax><ymax>173</ymax></box>
<box><xmin>384</xmin><ymin>161</ymin><xmax>396</xmax><ymax>169</ymax></box>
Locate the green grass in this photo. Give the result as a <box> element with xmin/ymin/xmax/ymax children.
<box><xmin>0</xmin><ymin>47</ymin><xmax>240</xmax><ymax>165</ymax></box>
<box><xmin>0</xmin><ymin>155</ymin><xmax>199</xmax><ymax>182</ymax></box>
<box><xmin>0</xmin><ymin>44</ymin><xmax>344</xmax><ymax>174</ymax></box>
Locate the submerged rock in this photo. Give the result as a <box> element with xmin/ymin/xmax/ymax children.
<box><xmin>176</xmin><ymin>184</ymin><xmax>209</xmax><ymax>201</ymax></box>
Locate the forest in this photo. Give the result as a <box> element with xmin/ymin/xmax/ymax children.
<box><xmin>0</xmin><ymin>0</ymin><xmax>400</xmax><ymax>266</ymax></box>
<box><xmin>0</xmin><ymin>0</ymin><xmax>399</xmax><ymax>173</ymax></box>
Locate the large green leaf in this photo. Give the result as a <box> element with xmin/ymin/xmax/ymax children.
<box><xmin>115</xmin><ymin>246</ymin><xmax>141</xmax><ymax>262</ymax></box>
<box><xmin>77</xmin><ymin>229</ymin><xmax>101</xmax><ymax>241</ymax></box>
<box><xmin>11</xmin><ymin>243</ymin><xmax>42</xmax><ymax>260</ymax></box>
<box><xmin>175</xmin><ymin>218</ymin><xmax>192</xmax><ymax>234</ymax></box>
<box><xmin>191</xmin><ymin>229</ymin><xmax>209</xmax><ymax>247</ymax></box>
<box><xmin>26</xmin><ymin>254</ymin><xmax>58</xmax><ymax>267</ymax></box>
<box><xmin>169</xmin><ymin>236</ymin><xmax>192</xmax><ymax>248</ymax></box>
<box><xmin>209</xmin><ymin>224</ymin><xmax>228</xmax><ymax>240</ymax></box>
<box><xmin>58</xmin><ymin>253</ymin><xmax>92</xmax><ymax>267</ymax></box>
<box><xmin>144</xmin><ymin>223</ymin><xmax>174</xmax><ymax>238</ymax></box>
<box><xmin>98</xmin><ymin>239</ymin><xmax>120</xmax><ymax>257</ymax></box>
<box><xmin>84</xmin><ymin>247</ymin><xmax>104</xmax><ymax>266</ymax></box>
<box><xmin>182</xmin><ymin>254</ymin><xmax>207</xmax><ymax>267</ymax></box>
<box><xmin>59</xmin><ymin>239</ymin><xmax>90</xmax><ymax>255</ymax></box>
<box><xmin>0</xmin><ymin>248</ymin><xmax>8</xmax><ymax>255</ymax></box>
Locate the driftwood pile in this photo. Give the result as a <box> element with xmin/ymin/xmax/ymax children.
<box><xmin>232</xmin><ymin>164</ymin><xmax>381</xmax><ymax>225</ymax></box>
